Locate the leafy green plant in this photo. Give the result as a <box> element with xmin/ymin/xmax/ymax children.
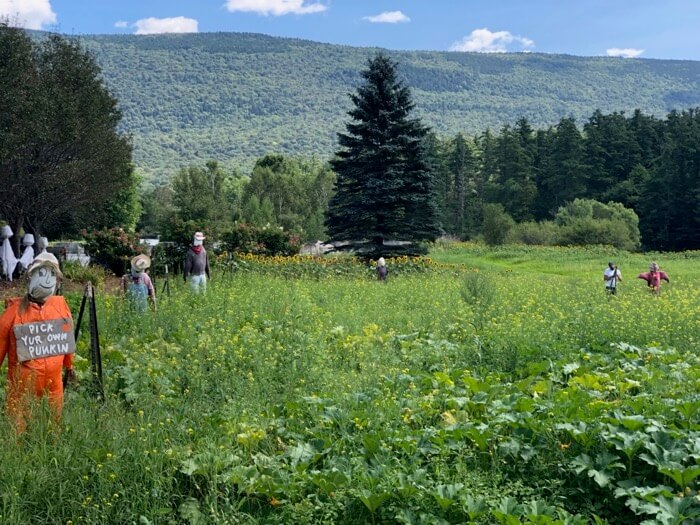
<box><xmin>223</xmin><ymin>223</ymin><xmax>301</xmax><ymax>256</ymax></box>
<box><xmin>81</xmin><ymin>227</ymin><xmax>144</xmax><ymax>276</ymax></box>
<box><xmin>60</xmin><ymin>260</ymin><xmax>107</xmax><ymax>288</ymax></box>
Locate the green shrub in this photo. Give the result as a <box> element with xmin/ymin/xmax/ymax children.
<box><xmin>60</xmin><ymin>261</ymin><xmax>107</xmax><ymax>288</ymax></box>
<box><xmin>509</xmin><ymin>221</ymin><xmax>560</xmax><ymax>246</ymax></box>
<box><xmin>482</xmin><ymin>204</ymin><xmax>515</xmax><ymax>246</ymax></box>
<box><xmin>460</xmin><ymin>271</ymin><xmax>496</xmax><ymax>308</ymax></box>
<box><xmin>223</xmin><ymin>223</ymin><xmax>301</xmax><ymax>256</ymax></box>
<box><xmin>81</xmin><ymin>227</ymin><xmax>144</xmax><ymax>276</ymax></box>
<box><xmin>554</xmin><ymin>199</ymin><xmax>640</xmax><ymax>250</ymax></box>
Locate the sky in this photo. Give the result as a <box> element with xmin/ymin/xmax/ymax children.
<box><xmin>1</xmin><ymin>0</ymin><xmax>699</xmax><ymax>60</ymax></box>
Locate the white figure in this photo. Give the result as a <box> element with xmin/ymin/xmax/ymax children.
<box><xmin>1</xmin><ymin>225</ymin><xmax>18</xmax><ymax>281</ymax></box>
<box><xmin>36</xmin><ymin>237</ymin><xmax>49</xmax><ymax>254</ymax></box>
<box><xmin>18</xmin><ymin>233</ymin><xmax>35</xmax><ymax>271</ymax></box>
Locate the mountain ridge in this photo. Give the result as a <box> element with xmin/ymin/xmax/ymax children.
<box><xmin>63</xmin><ymin>31</ymin><xmax>700</xmax><ymax>181</ymax></box>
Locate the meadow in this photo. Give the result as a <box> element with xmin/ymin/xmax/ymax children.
<box><xmin>0</xmin><ymin>243</ymin><xmax>698</xmax><ymax>524</ymax></box>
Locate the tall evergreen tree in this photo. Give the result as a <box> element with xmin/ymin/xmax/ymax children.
<box><xmin>538</xmin><ymin>117</ymin><xmax>587</xmax><ymax>216</ymax></box>
<box><xmin>639</xmin><ymin>109</ymin><xmax>700</xmax><ymax>250</ymax></box>
<box><xmin>325</xmin><ymin>53</ymin><xmax>440</xmax><ymax>256</ymax></box>
<box><xmin>583</xmin><ymin>110</ymin><xmax>636</xmax><ymax>202</ymax></box>
<box><xmin>488</xmin><ymin>124</ymin><xmax>537</xmax><ymax>221</ymax></box>
<box><xmin>449</xmin><ymin>133</ymin><xmax>479</xmax><ymax>237</ymax></box>
<box><xmin>423</xmin><ymin>132</ymin><xmax>452</xmax><ymax>230</ymax></box>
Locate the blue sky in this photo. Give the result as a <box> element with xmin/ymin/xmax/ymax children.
<box><xmin>3</xmin><ymin>0</ymin><xmax>700</xmax><ymax>60</ymax></box>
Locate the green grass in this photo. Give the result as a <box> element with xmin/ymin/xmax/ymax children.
<box><xmin>0</xmin><ymin>243</ymin><xmax>698</xmax><ymax>524</ymax></box>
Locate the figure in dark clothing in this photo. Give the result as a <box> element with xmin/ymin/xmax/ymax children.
<box><xmin>184</xmin><ymin>232</ymin><xmax>210</xmax><ymax>294</ymax></box>
<box><xmin>376</xmin><ymin>257</ymin><xmax>388</xmax><ymax>282</ymax></box>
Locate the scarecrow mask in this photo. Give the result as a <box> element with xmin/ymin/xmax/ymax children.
<box><xmin>29</xmin><ymin>266</ymin><xmax>58</xmax><ymax>301</ymax></box>
<box><xmin>193</xmin><ymin>232</ymin><xmax>205</xmax><ymax>247</ymax></box>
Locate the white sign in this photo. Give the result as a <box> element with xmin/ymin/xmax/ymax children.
<box><xmin>13</xmin><ymin>319</ymin><xmax>76</xmax><ymax>363</ymax></box>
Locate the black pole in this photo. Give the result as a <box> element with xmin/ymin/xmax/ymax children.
<box><xmin>74</xmin><ymin>288</ymin><xmax>88</xmax><ymax>341</ymax></box>
<box><xmin>161</xmin><ymin>264</ymin><xmax>171</xmax><ymax>298</ymax></box>
<box><xmin>86</xmin><ymin>282</ymin><xmax>104</xmax><ymax>400</ymax></box>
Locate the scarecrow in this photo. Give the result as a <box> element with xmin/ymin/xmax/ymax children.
<box><xmin>121</xmin><ymin>254</ymin><xmax>156</xmax><ymax>312</ymax></box>
<box><xmin>183</xmin><ymin>232</ymin><xmax>210</xmax><ymax>293</ymax></box>
<box><xmin>637</xmin><ymin>262</ymin><xmax>670</xmax><ymax>295</ymax></box>
<box><xmin>376</xmin><ymin>257</ymin><xmax>388</xmax><ymax>281</ymax></box>
<box><xmin>0</xmin><ymin>252</ymin><xmax>76</xmax><ymax>431</ymax></box>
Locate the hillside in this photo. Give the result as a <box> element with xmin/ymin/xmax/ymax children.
<box><xmin>75</xmin><ymin>32</ymin><xmax>700</xmax><ymax>182</ymax></box>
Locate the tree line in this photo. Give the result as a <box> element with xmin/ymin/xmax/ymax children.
<box><xmin>428</xmin><ymin>108</ymin><xmax>700</xmax><ymax>251</ymax></box>
<box><xmin>147</xmin><ymin>105</ymin><xmax>698</xmax><ymax>252</ymax></box>
<box><xmin>2</xmin><ymin>27</ymin><xmax>699</xmax><ymax>253</ymax></box>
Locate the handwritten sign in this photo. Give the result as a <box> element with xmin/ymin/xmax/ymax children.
<box><xmin>13</xmin><ymin>319</ymin><xmax>76</xmax><ymax>363</ymax></box>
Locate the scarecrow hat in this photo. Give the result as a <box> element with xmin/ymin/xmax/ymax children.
<box><xmin>26</xmin><ymin>252</ymin><xmax>62</xmax><ymax>278</ymax></box>
<box><xmin>131</xmin><ymin>254</ymin><xmax>151</xmax><ymax>272</ymax></box>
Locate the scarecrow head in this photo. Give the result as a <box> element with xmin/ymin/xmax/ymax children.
<box><xmin>193</xmin><ymin>231</ymin><xmax>205</xmax><ymax>247</ymax></box>
<box><xmin>26</xmin><ymin>252</ymin><xmax>62</xmax><ymax>301</ymax></box>
<box><xmin>131</xmin><ymin>254</ymin><xmax>151</xmax><ymax>276</ymax></box>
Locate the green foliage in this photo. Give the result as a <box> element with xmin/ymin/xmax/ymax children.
<box><xmin>555</xmin><ymin>199</ymin><xmax>640</xmax><ymax>250</ymax></box>
<box><xmin>171</xmin><ymin>161</ymin><xmax>236</xmax><ymax>236</ymax></box>
<box><xmin>326</xmin><ymin>53</ymin><xmax>441</xmax><ymax>257</ymax></box>
<box><xmin>637</xmin><ymin>108</ymin><xmax>700</xmax><ymax>251</ymax></box>
<box><xmin>482</xmin><ymin>203</ymin><xmax>515</xmax><ymax>246</ymax></box>
<box><xmin>240</xmin><ymin>154</ymin><xmax>335</xmax><ymax>240</ymax></box>
<box><xmin>81</xmin><ymin>227</ymin><xmax>144</xmax><ymax>276</ymax></box>
<box><xmin>1</xmin><ymin>244</ymin><xmax>700</xmax><ymax>523</ymax></box>
<box><xmin>60</xmin><ymin>261</ymin><xmax>107</xmax><ymax>288</ymax></box>
<box><xmin>0</xmin><ymin>26</ymin><xmax>134</xmax><ymax>239</ymax></box>
<box><xmin>56</xmin><ymin>32</ymin><xmax>700</xmax><ymax>182</ymax></box>
<box><xmin>510</xmin><ymin>221</ymin><xmax>561</xmax><ymax>246</ymax></box>
<box><xmin>223</xmin><ymin>223</ymin><xmax>301</xmax><ymax>256</ymax></box>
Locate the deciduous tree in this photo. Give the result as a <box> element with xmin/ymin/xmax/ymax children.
<box><xmin>0</xmin><ymin>25</ymin><xmax>135</xmax><ymax>248</ymax></box>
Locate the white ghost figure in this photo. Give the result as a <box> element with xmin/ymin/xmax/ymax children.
<box><xmin>18</xmin><ymin>233</ymin><xmax>35</xmax><ymax>271</ymax></box>
<box><xmin>36</xmin><ymin>237</ymin><xmax>49</xmax><ymax>254</ymax></box>
<box><xmin>1</xmin><ymin>225</ymin><xmax>18</xmax><ymax>281</ymax></box>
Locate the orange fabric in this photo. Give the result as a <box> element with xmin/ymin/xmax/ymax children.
<box><xmin>0</xmin><ymin>295</ymin><xmax>74</xmax><ymax>429</ymax></box>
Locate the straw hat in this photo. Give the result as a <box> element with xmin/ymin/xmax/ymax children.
<box><xmin>131</xmin><ymin>254</ymin><xmax>151</xmax><ymax>272</ymax></box>
<box><xmin>26</xmin><ymin>252</ymin><xmax>62</xmax><ymax>278</ymax></box>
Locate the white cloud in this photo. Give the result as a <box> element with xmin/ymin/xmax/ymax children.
<box><xmin>224</xmin><ymin>0</ymin><xmax>328</xmax><ymax>16</ymax></box>
<box><xmin>0</xmin><ymin>0</ymin><xmax>56</xmax><ymax>29</ymax></box>
<box><xmin>224</xmin><ymin>0</ymin><xmax>327</xmax><ymax>16</ymax></box>
<box><xmin>363</xmin><ymin>11</ymin><xmax>410</xmax><ymax>24</ymax></box>
<box><xmin>114</xmin><ymin>20</ymin><xmax>128</xmax><ymax>29</ymax></box>
<box><xmin>134</xmin><ymin>16</ymin><xmax>199</xmax><ymax>35</ymax></box>
<box><xmin>450</xmin><ymin>28</ymin><xmax>534</xmax><ymax>53</ymax></box>
<box><xmin>606</xmin><ymin>47</ymin><xmax>644</xmax><ymax>58</ymax></box>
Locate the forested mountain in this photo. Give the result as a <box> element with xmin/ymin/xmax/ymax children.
<box><xmin>74</xmin><ymin>32</ymin><xmax>700</xmax><ymax>181</ymax></box>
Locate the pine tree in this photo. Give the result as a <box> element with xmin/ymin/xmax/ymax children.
<box><xmin>639</xmin><ymin>109</ymin><xmax>700</xmax><ymax>250</ymax></box>
<box><xmin>325</xmin><ymin>53</ymin><xmax>440</xmax><ymax>256</ymax></box>
<box><xmin>449</xmin><ymin>133</ymin><xmax>479</xmax><ymax>237</ymax></box>
<box><xmin>538</xmin><ymin>117</ymin><xmax>587</xmax><ymax>216</ymax></box>
<box><xmin>489</xmin><ymin>124</ymin><xmax>537</xmax><ymax>221</ymax></box>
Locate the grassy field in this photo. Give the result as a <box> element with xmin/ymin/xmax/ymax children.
<box><xmin>0</xmin><ymin>244</ymin><xmax>698</xmax><ymax>524</ymax></box>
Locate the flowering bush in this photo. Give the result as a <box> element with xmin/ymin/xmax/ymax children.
<box><xmin>223</xmin><ymin>223</ymin><xmax>301</xmax><ymax>256</ymax></box>
<box><xmin>81</xmin><ymin>227</ymin><xmax>144</xmax><ymax>276</ymax></box>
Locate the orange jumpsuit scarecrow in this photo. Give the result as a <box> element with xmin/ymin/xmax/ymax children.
<box><xmin>0</xmin><ymin>252</ymin><xmax>75</xmax><ymax>430</ymax></box>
